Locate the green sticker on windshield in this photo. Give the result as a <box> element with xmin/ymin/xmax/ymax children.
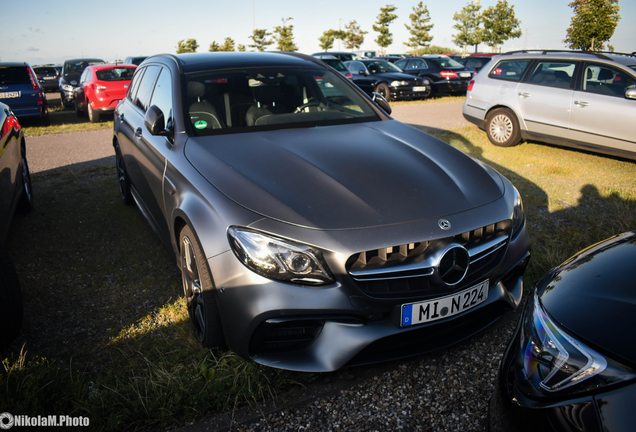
<box><xmin>194</xmin><ymin>120</ymin><xmax>207</xmax><ymax>129</ymax></box>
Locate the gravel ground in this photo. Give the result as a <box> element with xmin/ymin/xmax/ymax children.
<box><xmin>177</xmin><ymin>309</ymin><xmax>522</xmax><ymax>432</ymax></box>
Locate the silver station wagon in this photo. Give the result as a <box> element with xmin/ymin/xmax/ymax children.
<box><xmin>463</xmin><ymin>50</ymin><xmax>636</xmax><ymax>160</ymax></box>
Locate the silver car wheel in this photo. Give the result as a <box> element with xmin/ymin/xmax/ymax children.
<box><xmin>489</xmin><ymin>114</ymin><xmax>513</xmax><ymax>143</ymax></box>
<box><xmin>181</xmin><ymin>235</ymin><xmax>206</xmax><ymax>337</ymax></box>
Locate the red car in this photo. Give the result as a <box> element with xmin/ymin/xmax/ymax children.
<box><xmin>74</xmin><ymin>64</ymin><xmax>136</xmax><ymax>122</ymax></box>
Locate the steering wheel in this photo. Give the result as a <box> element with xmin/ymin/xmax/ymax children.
<box><xmin>295</xmin><ymin>101</ymin><xmax>322</xmax><ymax>113</ymax></box>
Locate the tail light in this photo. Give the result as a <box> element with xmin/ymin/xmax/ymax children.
<box><xmin>2</xmin><ymin>112</ymin><xmax>21</xmax><ymax>137</ymax></box>
<box><xmin>345</xmin><ymin>72</ymin><xmax>353</xmax><ymax>79</ymax></box>
<box><xmin>467</xmin><ymin>79</ymin><xmax>475</xmax><ymax>92</ymax></box>
<box><xmin>26</xmin><ymin>67</ymin><xmax>40</xmax><ymax>90</ymax></box>
<box><xmin>91</xmin><ymin>84</ymin><xmax>107</xmax><ymax>92</ymax></box>
<box><xmin>440</xmin><ymin>70</ymin><xmax>459</xmax><ymax>79</ymax></box>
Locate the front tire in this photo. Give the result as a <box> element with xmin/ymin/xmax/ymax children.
<box><xmin>18</xmin><ymin>147</ymin><xmax>33</xmax><ymax>213</ymax></box>
<box><xmin>179</xmin><ymin>225</ymin><xmax>226</xmax><ymax>349</ymax></box>
<box><xmin>75</xmin><ymin>99</ymin><xmax>84</xmax><ymax>117</ymax></box>
<box><xmin>486</xmin><ymin>108</ymin><xmax>521</xmax><ymax>147</ymax></box>
<box><xmin>375</xmin><ymin>83</ymin><xmax>391</xmax><ymax>101</ymax></box>
<box><xmin>114</xmin><ymin>143</ymin><xmax>133</xmax><ymax>205</ymax></box>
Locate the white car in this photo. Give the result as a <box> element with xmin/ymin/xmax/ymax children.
<box><xmin>463</xmin><ymin>50</ymin><xmax>636</xmax><ymax>160</ymax></box>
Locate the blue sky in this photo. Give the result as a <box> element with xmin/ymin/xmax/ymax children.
<box><xmin>1</xmin><ymin>0</ymin><xmax>633</xmax><ymax>64</ymax></box>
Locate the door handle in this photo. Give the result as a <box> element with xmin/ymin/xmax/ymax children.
<box><xmin>574</xmin><ymin>100</ymin><xmax>589</xmax><ymax>107</ymax></box>
<box><xmin>134</xmin><ymin>127</ymin><xmax>142</xmax><ymax>138</ymax></box>
<box><xmin>518</xmin><ymin>92</ymin><xmax>531</xmax><ymax>98</ymax></box>
<box><xmin>118</xmin><ymin>112</ymin><xmax>124</xmax><ymax>121</ymax></box>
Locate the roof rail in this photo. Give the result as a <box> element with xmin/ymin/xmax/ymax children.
<box><xmin>501</xmin><ymin>49</ymin><xmax>614</xmax><ymax>61</ymax></box>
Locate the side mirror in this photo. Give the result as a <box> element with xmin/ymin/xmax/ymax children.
<box><xmin>144</xmin><ymin>105</ymin><xmax>172</xmax><ymax>138</ymax></box>
<box><xmin>626</xmin><ymin>88</ymin><xmax>636</xmax><ymax>100</ymax></box>
<box><xmin>372</xmin><ymin>92</ymin><xmax>392</xmax><ymax>115</ymax></box>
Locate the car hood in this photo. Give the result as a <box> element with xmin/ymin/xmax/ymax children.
<box><xmin>539</xmin><ymin>232</ymin><xmax>636</xmax><ymax>363</ymax></box>
<box><xmin>184</xmin><ymin>120</ymin><xmax>505</xmax><ymax>230</ymax></box>
<box><xmin>370</xmin><ymin>72</ymin><xmax>423</xmax><ymax>81</ymax></box>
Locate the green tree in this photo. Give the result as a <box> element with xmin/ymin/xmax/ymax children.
<box><xmin>408</xmin><ymin>45</ymin><xmax>456</xmax><ymax>56</ymax></box>
<box><xmin>248</xmin><ymin>29</ymin><xmax>274</xmax><ymax>52</ymax></box>
<box><xmin>342</xmin><ymin>21</ymin><xmax>367</xmax><ymax>50</ymax></box>
<box><xmin>208</xmin><ymin>41</ymin><xmax>221</xmax><ymax>52</ymax></box>
<box><xmin>220</xmin><ymin>37</ymin><xmax>236</xmax><ymax>51</ymax></box>
<box><xmin>481</xmin><ymin>0</ymin><xmax>522</xmax><ymax>52</ymax></box>
<box><xmin>373</xmin><ymin>4</ymin><xmax>398</xmax><ymax>53</ymax></box>
<box><xmin>319</xmin><ymin>30</ymin><xmax>336</xmax><ymax>51</ymax></box>
<box><xmin>452</xmin><ymin>2</ymin><xmax>483</xmax><ymax>55</ymax></box>
<box><xmin>564</xmin><ymin>0</ymin><xmax>621</xmax><ymax>51</ymax></box>
<box><xmin>273</xmin><ymin>18</ymin><xmax>298</xmax><ymax>51</ymax></box>
<box><xmin>176</xmin><ymin>39</ymin><xmax>199</xmax><ymax>53</ymax></box>
<box><xmin>404</xmin><ymin>2</ymin><xmax>434</xmax><ymax>50</ymax></box>
<box><xmin>237</xmin><ymin>44</ymin><xmax>246</xmax><ymax>52</ymax></box>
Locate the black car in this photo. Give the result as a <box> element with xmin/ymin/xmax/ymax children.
<box><xmin>124</xmin><ymin>56</ymin><xmax>148</xmax><ymax>66</ymax></box>
<box><xmin>372</xmin><ymin>56</ymin><xmax>403</xmax><ymax>63</ymax></box>
<box><xmin>33</xmin><ymin>66</ymin><xmax>60</xmax><ymax>92</ymax></box>
<box><xmin>490</xmin><ymin>231</ymin><xmax>636</xmax><ymax>432</ymax></box>
<box><xmin>344</xmin><ymin>59</ymin><xmax>431</xmax><ymax>100</ymax></box>
<box><xmin>312</xmin><ymin>51</ymin><xmax>362</xmax><ymax>62</ymax></box>
<box><xmin>112</xmin><ymin>52</ymin><xmax>530</xmax><ymax>372</ymax></box>
<box><xmin>0</xmin><ymin>102</ymin><xmax>33</xmax><ymax>349</ymax></box>
<box><xmin>394</xmin><ymin>55</ymin><xmax>475</xmax><ymax>96</ymax></box>
<box><xmin>59</xmin><ymin>58</ymin><xmax>104</xmax><ymax>107</ymax></box>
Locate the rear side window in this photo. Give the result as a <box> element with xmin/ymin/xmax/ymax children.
<box><xmin>488</xmin><ymin>60</ymin><xmax>531</xmax><ymax>82</ymax></box>
<box><xmin>0</xmin><ymin>67</ymin><xmax>31</xmax><ymax>85</ymax></box>
<box><xmin>528</xmin><ymin>61</ymin><xmax>576</xmax><ymax>89</ymax></box>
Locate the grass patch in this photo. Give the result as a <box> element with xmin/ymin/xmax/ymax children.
<box><xmin>22</xmin><ymin>111</ymin><xmax>113</xmax><ymax>137</ymax></box>
<box><xmin>2</xmin><ymin>124</ymin><xmax>635</xmax><ymax>430</ymax></box>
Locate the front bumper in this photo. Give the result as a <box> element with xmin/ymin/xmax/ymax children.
<box><xmin>210</xmin><ymin>218</ymin><xmax>531</xmax><ymax>372</ymax></box>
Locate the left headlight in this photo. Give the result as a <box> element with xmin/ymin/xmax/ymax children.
<box><xmin>390</xmin><ymin>80</ymin><xmax>410</xmax><ymax>87</ymax></box>
<box><xmin>61</xmin><ymin>84</ymin><xmax>74</xmax><ymax>92</ymax></box>
<box><xmin>511</xmin><ymin>185</ymin><xmax>524</xmax><ymax>236</ymax></box>
<box><xmin>515</xmin><ymin>291</ymin><xmax>635</xmax><ymax>398</ymax></box>
<box><xmin>227</xmin><ymin>227</ymin><xmax>334</xmax><ymax>285</ymax></box>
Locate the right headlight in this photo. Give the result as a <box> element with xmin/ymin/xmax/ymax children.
<box><xmin>61</xmin><ymin>84</ymin><xmax>74</xmax><ymax>92</ymax></box>
<box><xmin>227</xmin><ymin>227</ymin><xmax>334</xmax><ymax>285</ymax></box>
<box><xmin>515</xmin><ymin>290</ymin><xmax>635</xmax><ymax>398</ymax></box>
<box><xmin>511</xmin><ymin>185</ymin><xmax>524</xmax><ymax>237</ymax></box>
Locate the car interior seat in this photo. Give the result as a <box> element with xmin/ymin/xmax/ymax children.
<box><xmin>245</xmin><ymin>85</ymin><xmax>291</xmax><ymax>126</ymax></box>
<box><xmin>188</xmin><ymin>81</ymin><xmax>223</xmax><ymax>132</ymax></box>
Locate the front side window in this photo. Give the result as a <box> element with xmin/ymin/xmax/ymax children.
<box><xmin>528</xmin><ymin>61</ymin><xmax>576</xmax><ymax>89</ymax></box>
<box><xmin>149</xmin><ymin>68</ymin><xmax>173</xmax><ymax>128</ymax></box>
<box><xmin>134</xmin><ymin>65</ymin><xmax>160</xmax><ymax>112</ymax></box>
<box><xmin>582</xmin><ymin>64</ymin><xmax>636</xmax><ymax>97</ymax></box>
<box><xmin>184</xmin><ymin>67</ymin><xmax>380</xmax><ymax>136</ymax></box>
<box><xmin>489</xmin><ymin>60</ymin><xmax>531</xmax><ymax>82</ymax></box>
<box><xmin>408</xmin><ymin>59</ymin><xmax>426</xmax><ymax>70</ymax></box>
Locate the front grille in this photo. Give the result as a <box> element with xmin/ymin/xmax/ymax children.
<box><xmin>346</xmin><ymin>221</ymin><xmax>510</xmax><ymax>298</ymax></box>
<box><xmin>250</xmin><ymin>319</ymin><xmax>324</xmax><ymax>355</ymax></box>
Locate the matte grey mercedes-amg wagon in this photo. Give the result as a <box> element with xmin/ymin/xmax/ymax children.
<box><xmin>113</xmin><ymin>52</ymin><xmax>531</xmax><ymax>372</ymax></box>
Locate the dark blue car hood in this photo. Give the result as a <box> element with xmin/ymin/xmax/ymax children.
<box><xmin>185</xmin><ymin>120</ymin><xmax>505</xmax><ymax>230</ymax></box>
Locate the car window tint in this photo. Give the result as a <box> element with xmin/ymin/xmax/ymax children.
<box><xmin>0</xmin><ymin>67</ymin><xmax>31</xmax><ymax>85</ymax></box>
<box><xmin>488</xmin><ymin>60</ymin><xmax>531</xmax><ymax>82</ymax></box>
<box><xmin>322</xmin><ymin>59</ymin><xmax>347</xmax><ymax>72</ymax></box>
<box><xmin>96</xmin><ymin>67</ymin><xmax>135</xmax><ymax>81</ymax></box>
<box><xmin>528</xmin><ymin>61</ymin><xmax>576</xmax><ymax>89</ymax></box>
<box><xmin>428</xmin><ymin>58</ymin><xmax>464</xmax><ymax>68</ymax></box>
<box><xmin>347</xmin><ymin>61</ymin><xmax>365</xmax><ymax>73</ymax></box>
<box><xmin>127</xmin><ymin>67</ymin><xmax>146</xmax><ymax>102</ymax></box>
<box><xmin>394</xmin><ymin>60</ymin><xmax>407</xmax><ymax>69</ymax></box>
<box><xmin>582</xmin><ymin>64</ymin><xmax>636</xmax><ymax>97</ymax></box>
<box><xmin>149</xmin><ymin>67</ymin><xmax>173</xmax><ymax>128</ymax></box>
<box><xmin>134</xmin><ymin>65</ymin><xmax>160</xmax><ymax>112</ymax></box>
<box><xmin>185</xmin><ymin>67</ymin><xmax>379</xmax><ymax>136</ymax></box>
<box><xmin>364</xmin><ymin>61</ymin><xmax>402</xmax><ymax>74</ymax></box>
<box><xmin>409</xmin><ymin>59</ymin><xmax>425</xmax><ymax>69</ymax></box>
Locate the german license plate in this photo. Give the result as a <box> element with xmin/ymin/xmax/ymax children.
<box><xmin>412</xmin><ymin>86</ymin><xmax>427</xmax><ymax>92</ymax></box>
<box><xmin>460</xmin><ymin>72</ymin><xmax>472</xmax><ymax>78</ymax></box>
<box><xmin>43</xmin><ymin>76</ymin><xmax>56</xmax><ymax>80</ymax></box>
<box><xmin>0</xmin><ymin>91</ymin><xmax>20</xmax><ymax>99</ymax></box>
<box><xmin>401</xmin><ymin>280</ymin><xmax>489</xmax><ymax>327</ymax></box>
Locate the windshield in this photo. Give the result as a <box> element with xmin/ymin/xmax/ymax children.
<box><xmin>63</xmin><ymin>61</ymin><xmax>104</xmax><ymax>80</ymax></box>
<box><xmin>96</xmin><ymin>67</ymin><xmax>136</xmax><ymax>81</ymax></box>
<box><xmin>363</xmin><ymin>61</ymin><xmax>402</xmax><ymax>74</ymax></box>
<box><xmin>428</xmin><ymin>57</ymin><xmax>465</xmax><ymax>68</ymax></box>
<box><xmin>185</xmin><ymin>67</ymin><xmax>380</xmax><ymax>136</ymax></box>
